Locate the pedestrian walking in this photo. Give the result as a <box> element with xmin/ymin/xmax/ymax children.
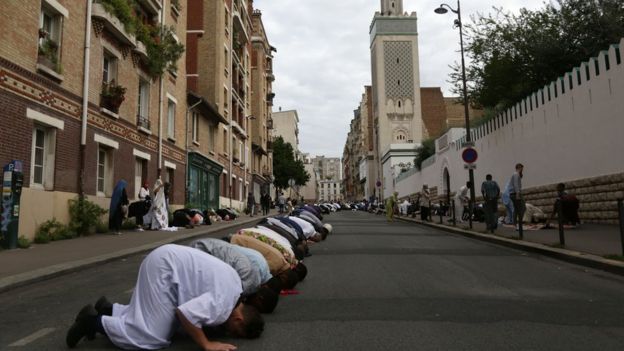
<box><xmin>480</xmin><ymin>174</ymin><xmax>500</xmax><ymax>233</ymax></box>
<box><xmin>507</xmin><ymin>163</ymin><xmax>525</xmax><ymax>229</ymax></box>
<box><xmin>454</xmin><ymin>182</ymin><xmax>471</xmax><ymax>223</ymax></box>
<box><xmin>419</xmin><ymin>185</ymin><xmax>431</xmax><ymax>221</ymax></box>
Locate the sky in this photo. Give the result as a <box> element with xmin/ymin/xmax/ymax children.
<box><xmin>254</xmin><ymin>0</ymin><xmax>547</xmax><ymax>158</ymax></box>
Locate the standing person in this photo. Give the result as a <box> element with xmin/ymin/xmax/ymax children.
<box><xmin>507</xmin><ymin>163</ymin><xmax>525</xmax><ymax>229</ymax></box>
<box><xmin>385</xmin><ymin>191</ymin><xmax>398</xmax><ymax>222</ymax></box>
<box><xmin>149</xmin><ymin>178</ymin><xmax>169</xmax><ymax>230</ymax></box>
<box><xmin>454</xmin><ymin>182</ymin><xmax>471</xmax><ymax>223</ymax></box>
<box><xmin>108</xmin><ymin>180</ymin><xmax>129</xmax><ymax>235</ymax></box>
<box><xmin>501</xmin><ymin>181</ymin><xmax>514</xmax><ymax>224</ymax></box>
<box><xmin>419</xmin><ymin>185</ymin><xmax>431</xmax><ymax>221</ymax></box>
<box><xmin>261</xmin><ymin>193</ymin><xmax>270</xmax><ymax>215</ymax></box>
<box><xmin>247</xmin><ymin>192</ymin><xmax>256</xmax><ymax>217</ymax></box>
<box><xmin>481</xmin><ymin>174</ymin><xmax>501</xmax><ymax>233</ymax></box>
<box><xmin>129</xmin><ymin>181</ymin><xmax>150</xmax><ymax>231</ymax></box>
<box><xmin>65</xmin><ymin>244</ymin><xmax>264</xmax><ymax>350</ymax></box>
<box><xmin>278</xmin><ymin>193</ymin><xmax>286</xmax><ymax>214</ymax></box>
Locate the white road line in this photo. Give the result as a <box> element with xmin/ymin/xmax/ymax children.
<box><xmin>8</xmin><ymin>328</ymin><xmax>55</xmax><ymax>347</ymax></box>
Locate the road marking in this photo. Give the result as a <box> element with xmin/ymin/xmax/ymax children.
<box><xmin>9</xmin><ymin>328</ymin><xmax>55</xmax><ymax>347</ymax></box>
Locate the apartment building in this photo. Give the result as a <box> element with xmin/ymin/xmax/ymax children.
<box><xmin>249</xmin><ymin>9</ymin><xmax>275</xmax><ymax>200</ymax></box>
<box><xmin>0</xmin><ymin>0</ymin><xmax>188</xmax><ymax>239</ymax></box>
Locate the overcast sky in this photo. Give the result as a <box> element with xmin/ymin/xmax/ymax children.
<box><xmin>254</xmin><ymin>0</ymin><xmax>546</xmax><ymax>158</ymax></box>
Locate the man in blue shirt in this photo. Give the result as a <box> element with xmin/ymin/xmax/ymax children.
<box><xmin>480</xmin><ymin>174</ymin><xmax>501</xmax><ymax>233</ymax></box>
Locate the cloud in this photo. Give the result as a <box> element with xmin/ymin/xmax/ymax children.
<box><xmin>254</xmin><ymin>0</ymin><xmax>545</xmax><ymax>157</ymax></box>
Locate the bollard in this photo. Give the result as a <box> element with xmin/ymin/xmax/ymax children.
<box><xmin>517</xmin><ymin>200</ymin><xmax>524</xmax><ymax>240</ymax></box>
<box><xmin>439</xmin><ymin>201</ymin><xmax>443</xmax><ymax>224</ymax></box>
<box><xmin>428</xmin><ymin>200</ymin><xmax>432</xmax><ymax>222</ymax></box>
<box><xmin>618</xmin><ymin>199</ymin><xmax>624</xmax><ymax>256</ymax></box>
<box><xmin>451</xmin><ymin>199</ymin><xmax>456</xmax><ymax>226</ymax></box>
<box><xmin>468</xmin><ymin>200</ymin><xmax>473</xmax><ymax>229</ymax></box>
<box><xmin>557</xmin><ymin>199</ymin><xmax>565</xmax><ymax>246</ymax></box>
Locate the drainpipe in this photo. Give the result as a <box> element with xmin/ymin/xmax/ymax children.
<box><xmin>185</xmin><ymin>99</ymin><xmax>202</xmax><ymax>204</ymax></box>
<box><xmin>157</xmin><ymin>0</ymin><xmax>166</xmax><ymax>177</ymax></box>
<box><xmin>79</xmin><ymin>0</ymin><xmax>93</xmax><ymax>199</ymax></box>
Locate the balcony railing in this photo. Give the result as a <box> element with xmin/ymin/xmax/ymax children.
<box><xmin>137</xmin><ymin>115</ymin><xmax>151</xmax><ymax>130</ymax></box>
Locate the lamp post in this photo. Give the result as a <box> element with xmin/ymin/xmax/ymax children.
<box><xmin>435</xmin><ymin>0</ymin><xmax>476</xmax><ymax>229</ymax></box>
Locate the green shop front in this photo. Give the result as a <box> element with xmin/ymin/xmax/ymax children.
<box><xmin>187</xmin><ymin>152</ymin><xmax>223</xmax><ymax>210</ymax></box>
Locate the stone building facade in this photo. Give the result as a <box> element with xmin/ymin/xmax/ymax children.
<box><xmin>249</xmin><ymin>9</ymin><xmax>275</xmax><ymax>201</ymax></box>
<box><xmin>0</xmin><ymin>0</ymin><xmax>277</xmax><ymax>240</ymax></box>
<box><xmin>0</xmin><ymin>0</ymin><xmax>188</xmax><ymax>239</ymax></box>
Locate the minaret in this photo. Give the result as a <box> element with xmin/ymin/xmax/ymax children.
<box><xmin>381</xmin><ymin>0</ymin><xmax>403</xmax><ymax>16</ymax></box>
<box><xmin>370</xmin><ymin>0</ymin><xmax>423</xmax><ymax>198</ymax></box>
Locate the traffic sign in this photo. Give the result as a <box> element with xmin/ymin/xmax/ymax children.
<box><xmin>462</xmin><ymin>147</ymin><xmax>478</xmax><ymax>163</ymax></box>
<box><xmin>461</xmin><ymin>141</ymin><xmax>475</xmax><ymax>148</ymax></box>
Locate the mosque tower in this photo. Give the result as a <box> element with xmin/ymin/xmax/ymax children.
<box><xmin>369</xmin><ymin>0</ymin><xmax>424</xmax><ymax>199</ymax></box>
<box><xmin>381</xmin><ymin>0</ymin><xmax>404</xmax><ymax>15</ymax></box>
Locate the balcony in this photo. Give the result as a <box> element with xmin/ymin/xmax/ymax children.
<box><xmin>136</xmin><ymin>0</ymin><xmax>162</xmax><ymax>17</ymax></box>
<box><xmin>267</xmin><ymin>118</ymin><xmax>273</xmax><ymax>130</ymax></box>
<box><xmin>92</xmin><ymin>2</ymin><xmax>137</xmax><ymax>47</ymax></box>
<box><xmin>266</xmin><ymin>140</ymin><xmax>273</xmax><ymax>151</ymax></box>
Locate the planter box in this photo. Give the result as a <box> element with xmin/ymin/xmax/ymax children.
<box><xmin>92</xmin><ymin>3</ymin><xmax>136</xmax><ymax>47</ymax></box>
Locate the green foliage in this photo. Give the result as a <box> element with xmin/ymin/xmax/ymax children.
<box><xmin>17</xmin><ymin>236</ymin><xmax>31</xmax><ymax>249</ymax></box>
<box><xmin>453</xmin><ymin>0</ymin><xmax>624</xmax><ymax>109</ymax></box>
<box><xmin>95</xmin><ymin>221</ymin><xmax>109</xmax><ymax>234</ymax></box>
<box><xmin>99</xmin><ymin>0</ymin><xmax>185</xmax><ymax>77</ymax></box>
<box><xmin>34</xmin><ymin>219</ymin><xmax>76</xmax><ymax>243</ymax></box>
<box><xmin>272</xmin><ymin>137</ymin><xmax>310</xmax><ymax>190</ymax></box>
<box><xmin>99</xmin><ymin>0</ymin><xmax>137</xmax><ymax>34</ymax></box>
<box><xmin>414</xmin><ymin>139</ymin><xmax>436</xmax><ymax>170</ymax></box>
<box><xmin>68</xmin><ymin>197</ymin><xmax>108</xmax><ymax>236</ymax></box>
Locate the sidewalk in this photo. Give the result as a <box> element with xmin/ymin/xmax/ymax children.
<box><xmin>395</xmin><ymin>214</ymin><xmax>624</xmax><ymax>276</ymax></box>
<box><xmin>0</xmin><ymin>213</ymin><xmax>270</xmax><ymax>293</ymax></box>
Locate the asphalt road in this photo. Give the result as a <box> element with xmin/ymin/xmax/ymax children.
<box><xmin>1</xmin><ymin>211</ymin><xmax>624</xmax><ymax>350</ymax></box>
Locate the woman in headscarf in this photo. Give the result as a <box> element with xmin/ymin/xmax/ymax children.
<box><xmin>149</xmin><ymin>178</ymin><xmax>169</xmax><ymax>230</ymax></box>
<box><xmin>109</xmin><ymin>180</ymin><xmax>129</xmax><ymax>235</ymax></box>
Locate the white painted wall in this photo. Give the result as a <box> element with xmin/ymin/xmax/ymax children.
<box><xmin>396</xmin><ymin>40</ymin><xmax>624</xmax><ymax>199</ymax></box>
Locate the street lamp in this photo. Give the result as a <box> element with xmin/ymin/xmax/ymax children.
<box><xmin>435</xmin><ymin>0</ymin><xmax>476</xmax><ymax>229</ymax></box>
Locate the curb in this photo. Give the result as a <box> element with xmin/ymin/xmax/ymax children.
<box><xmin>0</xmin><ymin>215</ymin><xmax>266</xmax><ymax>294</ymax></box>
<box><xmin>397</xmin><ymin>216</ymin><xmax>624</xmax><ymax>276</ymax></box>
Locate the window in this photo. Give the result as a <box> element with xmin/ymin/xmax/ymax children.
<box><xmin>167</xmin><ymin>99</ymin><xmax>176</xmax><ymax>140</ymax></box>
<box><xmin>134</xmin><ymin>158</ymin><xmax>147</xmax><ymax>200</ymax></box>
<box><xmin>103</xmin><ymin>53</ymin><xmax>117</xmax><ymax>84</ymax></box>
<box><xmin>137</xmin><ymin>79</ymin><xmax>150</xmax><ymax>127</ymax></box>
<box><xmin>165</xmin><ymin>167</ymin><xmax>174</xmax><ymax>200</ymax></box>
<box><xmin>208</xmin><ymin>123</ymin><xmax>216</xmax><ymax>151</ymax></box>
<box><xmin>192</xmin><ymin>111</ymin><xmax>199</xmax><ymax>144</ymax></box>
<box><xmin>223</xmin><ymin>129</ymin><xmax>228</xmax><ymax>153</ymax></box>
<box><xmin>97</xmin><ymin>147</ymin><xmax>113</xmax><ymax>196</ymax></box>
<box><xmin>38</xmin><ymin>1</ymin><xmax>65</xmax><ymax>72</ymax></box>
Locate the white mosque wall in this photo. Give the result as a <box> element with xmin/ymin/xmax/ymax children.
<box><xmin>396</xmin><ymin>39</ymin><xmax>624</xmax><ymax>203</ymax></box>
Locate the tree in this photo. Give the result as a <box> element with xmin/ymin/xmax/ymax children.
<box><xmin>272</xmin><ymin>137</ymin><xmax>310</xmax><ymax>190</ymax></box>
<box><xmin>414</xmin><ymin>138</ymin><xmax>435</xmax><ymax>170</ymax></box>
<box><xmin>452</xmin><ymin>0</ymin><xmax>624</xmax><ymax>110</ymax></box>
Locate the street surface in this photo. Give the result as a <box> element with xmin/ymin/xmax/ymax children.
<box><xmin>1</xmin><ymin>211</ymin><xmax>624</xmax><ymax>350</ymax></box>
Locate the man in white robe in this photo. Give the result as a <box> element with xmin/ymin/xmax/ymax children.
<box><xmin>66</xmin><ymin>244</ymin><xmax>264</xmax><ymax>350</ymax></box>
<box><xmin>288</xmin><ymin>216</ymin><xmax>320</xmax><ymax>241</ymax></box>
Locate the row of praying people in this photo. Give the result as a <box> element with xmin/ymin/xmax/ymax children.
<box><xmin>66</xmin><ymin>204</ymin><xmax>333</xmax><ymax>350</ymax></box>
